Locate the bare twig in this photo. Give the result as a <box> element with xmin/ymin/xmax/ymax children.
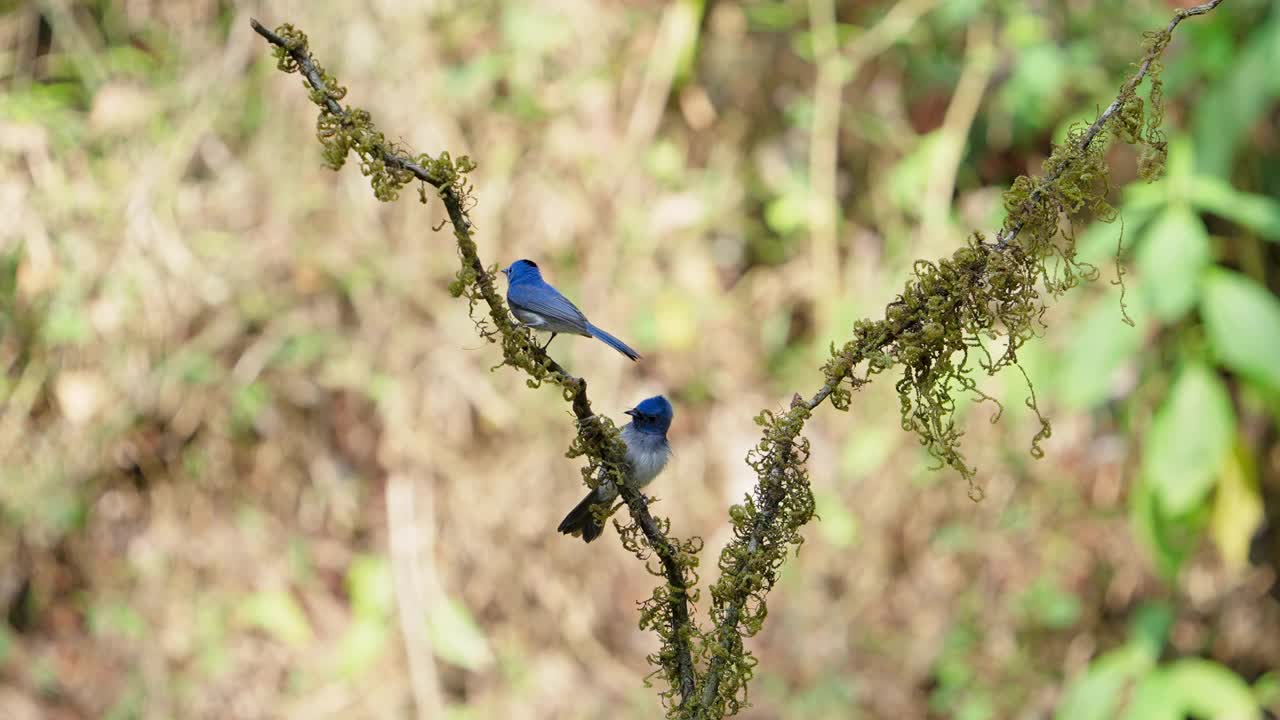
<box><xmin>807</xmin><ymin>0</ymin><xmax>941</xmax><ymax>308</ymax></box>
<box><xmin>922</xmin><ymin>20</ymin><xmax>995</xmax><ymax>240</ymax></box>
<box><xmin>386</xmin><ymin>474</ymin><xmax>445</xmax><ymax>719</ymax></box>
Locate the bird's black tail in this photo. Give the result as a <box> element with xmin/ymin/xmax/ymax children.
<box><xmin>558</xmin><ymin>491</ymin><xmax>605</xmax><ymax>543</ymax></box>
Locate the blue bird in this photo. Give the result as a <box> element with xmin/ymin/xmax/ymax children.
<box><xmin>558</xmin><ymin>395</ymin><xmax>674</xmax><ymax>543</ymax></box>
<box><xmin>501</xmin><ymin>259</ymin><xmax>641</xmax><ymax>361</ymax></box>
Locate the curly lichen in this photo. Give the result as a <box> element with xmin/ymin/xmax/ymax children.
<box><xmin>696</xmin><ymin>403</ymin><xmax>815</xmax><ymax>716</ymax></box>
<box><xmin>797</xmin><ymin>21</ymin><xmax>1177</xmax><ymax>501</ymax></box>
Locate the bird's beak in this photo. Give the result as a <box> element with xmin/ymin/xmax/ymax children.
<box><xmin>624</xmin><ymin>409</ymin><xmax>638</xmax><ymax>418</ymax></box>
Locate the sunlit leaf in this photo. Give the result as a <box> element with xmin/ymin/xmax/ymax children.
<box><xmin>1201</xmin><ymin>269</ymin><xmax>1280</xmax><ymax>394</ymax></box>
<box><xmin>1135</xmin><ymin>206</ymin><xmax>1211</xmax><ymax>322</ymax></box>
<box><xmin>239</xmin><ymin>589</ymin><xmax>313</xmax><ymax>647</ymax></box>
<box><xmin>1055</xmin><ymin>644</ymin><xmax>1155</xmax><ymax>720</ymax></box>
<box><xmin>1162</xmin><ymin>659</ymin><xmax>1261</xmax><ymax>719</ymax></box>
<box><xmin>1211</xmin><ymin>441</ymin><xmax>1264</xmax><ymax>570</ymax></box>
<box><xmin>347</xmin><ymin>555</ymin><xmax>395</xmax><ymax>620</ymax></box>
<box><xmin>428</xmin><ymin>598</ymin><xmax>494</xmax><ymax>671</ymax></box>
<box><xmin>1255</xmin><ymin>672</ymin><xmax>1280</xmax><ymax>709</ymax></box>
<box><xmin>1121</xmin><ymin>669</ymin><xmax>1179</xmax><ymax>720</ymax></box>
<box><xmin>764</xmin><ymin>185</ymin><xmax>809</xmax><ymax>235</ymax></box>
<box><xmin>338</xmin><ymin>616</ymin><xmax>390</xmax><ymax>678</ymax></box>
<box><xmin>1142</xmin><ymin>364</ymin><xmax>1235</xmax><ymax>515</ymax></box>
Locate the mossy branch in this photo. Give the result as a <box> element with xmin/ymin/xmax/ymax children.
<box><xmin>250</xmin><ymin>2</ymin><xmax>1225</xmax><ymax>716</ymax></box>
<box><xmin>692</xmin><ymin>3</ymin><xmax>1223</xmax><ymax>714</ymax></box>
<box><xmin>248</xmin><ymin>17</ymin><xmax>700</xmax><ymax>706</ymax></box>
<box><xmin>994</xmin><ymin>0</ymin><xmax>1224</xmax><ymax>250</ymax></box>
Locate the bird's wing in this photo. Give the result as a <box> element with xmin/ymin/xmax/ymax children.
<box><xmin>508</xmin><ymin>281</ymin><xmax>591</xmax><ymax>328</ymax></box>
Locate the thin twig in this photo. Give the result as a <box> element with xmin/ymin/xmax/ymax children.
<box><xmin>249</xmin><ymin>17</ymin><xmax>699</xmax><ymax>705</ymax></box>
<box><xmin>807</xmin><ymin>0</ymin><xmax>941</xmax><ymax>311</ymax></box>
<box><xmin>994</xmin><ymin>0</ymin><xmax>1224</xmax><ymax>250</ymax></box>
<box><xmin>922</xmin><ymin>19</ymin><xmax>994</xmax><ymax>240</ymax></box>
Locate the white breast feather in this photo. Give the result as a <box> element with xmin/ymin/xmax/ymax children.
<box><xmin>597</xmin><ymin>425</ymin><xmax>671</xmax><ymax>500</ymax></box>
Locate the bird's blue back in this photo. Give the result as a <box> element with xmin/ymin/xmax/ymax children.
<box><xmin>505</xmin><ymin>261</ymin><xmax>591</xmax><ymax>331</ymax></box>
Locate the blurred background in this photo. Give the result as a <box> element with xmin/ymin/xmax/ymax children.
<box><xmin>2</xmin><ymin>0</ymin><xmax>1279</xmax><ymax>718</ymax></box>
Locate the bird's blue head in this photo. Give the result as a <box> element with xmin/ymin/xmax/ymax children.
<box><xmin>625</xmin><ymin>395</ymin><xmax>674</xmax><ymax>436</ymax></box>
<box><xmin>502</xmin><ymin>259</ymin><xmax>543</xmax><ymax>284</ymax></box>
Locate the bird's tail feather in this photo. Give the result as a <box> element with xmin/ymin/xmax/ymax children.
<box><xmin>586</xmin><ymin>323</ymin><xmax>641</xmax><ymax>361</ymax></box>
<box><xmin>558</xmin><ymin>491</ymin><xmax>606</xmax><ymax>543</ymax></box>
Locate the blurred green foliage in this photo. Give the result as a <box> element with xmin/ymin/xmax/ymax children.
<box><xmin>1057</xmin><ymin>603</ymin><xmax>1264</xmax><ymax>719</ymax></box>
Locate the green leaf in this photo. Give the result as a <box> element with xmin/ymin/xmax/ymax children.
<box><xmin>1055</xmin><ymin>297</ymin><xmax>1145</xmax><ymax>409</ymax></box>
<box><xmin>1201</xmin><ymin>269</ymin><xmax>1280</xmax><ymax>394</ymax></box>
<box><xmin>764</xmin><ymin>185</ymin><xmax>809</xmax><ymax>235</ymax></box>
<box><xmin>1255</xmin><ymin>672</ymin><xmax>1280</xmax><ymax>709</ymax></box>
<box><xmin>1121</xmin><ymin>669</ymin><xmax>1180</xmax><ymax>720</ymax></box>
<box><xmin>347</xmin><ymin>555</ymin><xmax>395</xmax><ymax>620</ymax></box>
<box><xmin>239</xmin><ymin>589</ymin><xmax>313</xmax><ymax>647</ymax></box>
<box><xmin>1211</xmin><ymin>441</ymin><xmax>1264</xmax><ymax>570</ymax></box>
<box><xmin>428</xmin><ymin>598</ymin><xmax>493</xmax><ymax>671</ymax></box>
<box><xmin>888</xmin><ymin>132</ymin><xmax>945</xmax><ymax>217</ymax></box>
<box><xmin>1162</xmin><ymin>659</ymin><xmax>1260</xmax><ymax>719</ymax></box>
<box><xmin>1191</xmin><ymin>10</ymin><xmax>1280</xmax><ymax>179</ymax></box>
<box><xmin>231</xmin><ymin>382</ymin><xmax>272</xmax><ymax>431</ymax></box>
<box><xmin>999</xmin><ymin>44</ymin><xmax>1068</xmax><ymax>130</ymax></box>
<box><xmin>0</xmin><ymin>623</ymin><xmax>12</xmax><ymax>668</ymax></box>
<box><xmin>1019</xmin><ymin>578</ymin><xmax>1081</xmax><ymax>630</ymax></box>
<box><xmin>1142</xmin><ymin>364</ymin><xmax>1235</xmax><ymax>515</ymax></box>
<box><xmin>1189</xmin><ymin>175</ymin><xmax>1280</xmax><ymax>241</ymax></box>
<box><xmin>1135</xmin><ymin>207</ymin><xmax>1211</xmax><ymax>322</ymax></box>
<box><xmin>337</xmin><ymin>616</ymin><xmax>390</xmax><ymax>678</ymax></box>
<box><xmin>1055</xmin><ymin>644</ymin><xmax>1156</xmax><ymax>720</ymax></box>
<box><xmin>1127</xmin><ymin>602</ymin><xmax>1173</xmax><ymax>657</ymax></box>
<box><xmin>1130</xmin><ymin>475</ymin><xmax>1196</xmax><ymax>579</ymax></box>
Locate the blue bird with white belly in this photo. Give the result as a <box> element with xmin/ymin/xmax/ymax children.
<box><xmin>558</xmin><ymin>395</ymin><xmax>673</xmax><ymax>543</ymax></box>
<box><xmin>502</xmin><ymin>259</ymin><xmax>641</xmax><ymax>361</ymax></box>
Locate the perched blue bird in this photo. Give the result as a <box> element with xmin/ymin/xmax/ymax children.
<box><xmin>559</xmin><ymin>395</ymin><xmax>674</xmax><ymax>543</ymax></box>
<box><xmin>501</xmin><ymin>259</ymin><xmax>641</xmax><ymax>361</ymax></box>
